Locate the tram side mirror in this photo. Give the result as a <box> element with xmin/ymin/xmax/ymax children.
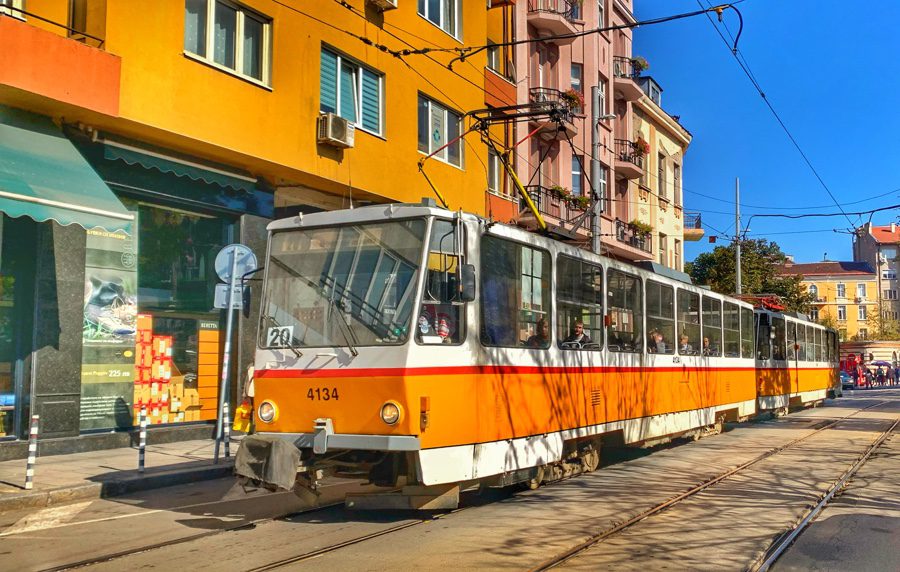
<box><xmin>460</xmin><ymin>264</ymin><xmax>476</xmax><ymax>302</ymax></box>
<box><xmin>242</xmin><ymin>285</ymin><xmax>253</xmax><ymax>318</ymax></box>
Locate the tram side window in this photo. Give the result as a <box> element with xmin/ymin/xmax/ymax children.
<box><xmin>677</xmin><ymin>289</ymin><xmax>700</xmax><ymax>355</ymax></box>
<box><xmin>557</xmin><ymin>255</ymin><xmax>603</xmax><ymax>350</ymax></box>
<box><xmin>723</xmin><ymin>302</ymin><xmax>740</xmax><ymax>357</ymax></box>
<box><xmin>796</xmin><ymin>325</ymin><xmax>806</xmax><ymax>360</ymax></box>
<box><xmin>756</xmin><ymin>313</ymin><xmax>771</xmax><ymax>360</ymax></box>
<box><xmin>607</xmin><ymin>269</ymin><xmax>642</xmax><ymax>352</ymax></box>
<box><xmin>814</xmin><ymin>328</ymin><xmax>822</xmax><ymax>362</ymax></box>
<box><xmin>740</xmin><ymin>307</ymin><xmax>753</xmax><ymax>358</ymax></box>
<box><xmin>480</xmin><ymin>235</ymin><xmax>551</xmax><ymax>348</ymax></box>
<box><xmin>772</xmin><ymin>316</ymin><xmax>786</xmax><ymax>361</ymax></box>
<box><xmin>701</xmin><ymin>296</ymin><xmax>722</xmax><ymax>357</ymax></box>
<box><xmin>418</xmin><ymin>220</ymin><xmax>467</xmax><ymax>345</ymax></box>
<box><xmin>787</xmin><ymin>321</ymin><xmax>797</xmax><ymax>360</ymax></box>
<box><xmin>646</xmin><ymin>281</ymin><xmax>675</xmax><ymax>354</ymax></box>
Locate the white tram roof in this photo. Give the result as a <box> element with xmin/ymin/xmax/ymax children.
<box><xmin>266</xmin><ymin>201</ymin><xmax>754</xmax><ymax>311</ymax></box>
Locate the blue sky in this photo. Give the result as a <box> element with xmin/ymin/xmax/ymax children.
<box><xmin>634</xmin><ymin>0</ymin><xmax>900</xmax><ymax>264</ymax></box>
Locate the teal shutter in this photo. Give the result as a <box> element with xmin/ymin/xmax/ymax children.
<box><xmin>320</xmin><ymin>49</ymin><xmax>337</xmax><ymax>114</ymax></box>
<box><xmin>361</xmin><ymin>69</ymin><xmax>381</xmax><ymax>133</ymax></box>
<box><xmin>339</xmin><ymin>61</ymin><xmax>358</xmax><ymax>122</ymax></box>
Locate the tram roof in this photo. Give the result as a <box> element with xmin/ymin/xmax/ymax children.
<box><xmin>267</xmin><ymin>201</ymin><xmax>479</xmax><ymax>232</ymax></box>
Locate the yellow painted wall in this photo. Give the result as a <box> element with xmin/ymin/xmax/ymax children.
<box><xmin>803</xmin><ymin>277</ymin><xmax>876</xmax><ymax>340</ymax></box>
<box><xmin>17</xmin><ymin>1</ymin><xmax>492</xmax><ymax>215</ymax></box>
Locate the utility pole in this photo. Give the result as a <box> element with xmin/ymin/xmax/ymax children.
<box><xmin>590</xmin><ymin>85</ymin><xmax>602</xmax><ymax>254</ymax></box>
<box><xmin>735</xmin><ymin>177</ymin><xmax>742</xmax><ymax>295</ymax></box>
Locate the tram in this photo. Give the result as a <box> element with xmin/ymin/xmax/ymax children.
<box><xmin>235</xmin><ymin>201</ymin><xmax>839</xmax><ymax>508</ymax></box>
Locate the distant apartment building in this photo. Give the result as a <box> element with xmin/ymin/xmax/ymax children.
<box><xmin>632</xmin><ymin>76</ymin><xmax>703</xmax><ymax>272</ymax></box>
<box><xmin>853</xmin><ymin>222</ymin><xmax>900</xmax><ymax>325</ymax></box>
<box><xmin>780</xmin><ymin>261</ymin><xmax>877</xmax><ymax>341</ymax></box>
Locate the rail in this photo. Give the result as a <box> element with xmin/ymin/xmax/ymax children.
<box><xmin>520</xmin><ymin>184</ymin><xmax>587</xmax><ymax>221</ymax></box>
<box><xmin>612</xmin><ymin>56</ymin><xmax>640</xmax><ymax>79</ymax></box>
<box><xmin>0</xmin><ymin>7</ymin><xmax>105</xmax><ymax>48</ymax></box>
<box><xmin>527</xmin><ymin>0</ymin><xmax>578</xmax><ymax>21</ymax></box>
<box><xmin>614</xmin><ymin>138</ymin><xmax>644</xmax><ymax>171</ymax></box>
<box><xmin>615</xmin><ymin>219</ymin><xmax>652</xmax><ymax>254</ymax></box>
<box><xmin>683</xmin><ymin>211</ymin><xmax>702</xmax><ymax>229</ymax></box>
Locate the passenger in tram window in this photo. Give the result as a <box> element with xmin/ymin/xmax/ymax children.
<box><xmin>525</xmin><ymin>318</ymin><xmax>551</xmax><ymax>349</ymax></box>
<box><xmin>648</xmin><ymin>329</ymin><xmax>666</xmax><ymax>353</ymax></box>
<box><xmin>563</xmin><ymin>319</ymin><xmax>593</xmax><ymax>347</ymax></box>
<box><xmin>702</xmin><ymin>337</ymin><xmax>717</xmax><ymax>356</ymax></box>
<box><xmin>679</xmin><ymin>334</ymin><xmax>693</xmax><ymax>354</ymax></box>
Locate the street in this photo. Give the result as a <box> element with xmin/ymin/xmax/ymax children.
<box><xmin>1</xmin><ymin>389</ymin><xmax>896</xmax><ymax>572</ymax></box>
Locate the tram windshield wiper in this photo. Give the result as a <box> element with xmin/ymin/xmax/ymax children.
<box><xmin>327</xmin><ymin>297</ymin><xmax>359</xmax><ymax>357</ymax></box>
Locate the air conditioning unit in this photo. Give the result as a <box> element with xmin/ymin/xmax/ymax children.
<box><xmin>367</xmin><ymin>0</ymin><xmax>398</xmax><ymax>10</ymax></box>
<box><xmin>317</xmin><ymin>113</ymin><xmax>355</xmax><ymax>148</ymax></box>
<box><xmin>855</xmin><ymin>296</ymin><xmax>863</xmax><ymax>303</ymax></box>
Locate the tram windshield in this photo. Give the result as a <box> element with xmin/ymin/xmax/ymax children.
<box><xmin>260</xmin><ymin>219</ymin><xmax>427</xmax><ymax>349</ymax></box>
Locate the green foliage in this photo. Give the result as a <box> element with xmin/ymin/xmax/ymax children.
<box><xmin>687</xmin><ymin>239</ymin><xmax>814</xmax><ymax>313</ymax></box>
<box><xmin>817</xmin><ymin>311</ymin><xmax>837</xmax><ymax>330</ymax></box>
<box><xmin>865</xmin><ymin>311</ymin><xmax>900</xmax><ymax>341</ymax></box>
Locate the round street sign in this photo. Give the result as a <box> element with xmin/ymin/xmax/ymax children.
<box><xmin>215</xmin><ymin>244</ymin><xmax>258</xmax><ymax>283</ymax></box>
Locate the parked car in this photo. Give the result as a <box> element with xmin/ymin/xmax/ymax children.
<box><xmin>840</xmin><ymin>371</ymin><xmax>853</xmax><ymax>390</ymax></box>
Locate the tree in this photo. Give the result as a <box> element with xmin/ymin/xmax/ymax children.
<box><xmin>686</xmin><ymin>239</ymin><xmax>814</xmax><ymax>313</ymax></box>
<box><xmin>865</xmin><ymin>310</ymin><xmax>900</xmax><ymax>341</ymax></box>
<box><xmin>817</xmin><ymin>310</ymin><xmax>837</xmax><ymax>330</ymax></box>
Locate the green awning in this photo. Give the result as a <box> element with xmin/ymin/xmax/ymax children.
<box><xmin>102</xmin><ymin>141</ymin><xmax>257</xmax><ymax>194</ymax></box>
<box><xmin>0</xmin><ymin>107</ymin><xmax>134</xmax><ymax>233</ymax></box>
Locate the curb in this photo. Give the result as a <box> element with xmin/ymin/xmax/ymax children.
<box><xmin>0</xmin><ymin>461</ymin><xmax>234</xmax><ymax>514</ymax></box>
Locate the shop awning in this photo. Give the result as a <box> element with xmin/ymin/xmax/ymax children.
<box><xmin>0</xmin><ymin>107</ymin><xmax>134</xmax><ymax>233</ymax></box>
<box><xmin>102</xmin><ymin>140</ymin><xmax>257</xmax><ymax>194</ymax></box>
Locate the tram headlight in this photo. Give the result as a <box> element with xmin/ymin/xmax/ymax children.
<box><xmin>258</xmin><ymin>401</ymin><xmax>277</xmax><ymax>423</ymax></box>
<box><xmin>380</xmin><ymin>401</ymin><xmax>402</xmax><ymax>425</ymax></box>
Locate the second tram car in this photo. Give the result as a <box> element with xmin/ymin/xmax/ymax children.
<box><xmin>235</xmin><ymin>202</ymin><xmax>839</xmax><ymax>508</ymax></box>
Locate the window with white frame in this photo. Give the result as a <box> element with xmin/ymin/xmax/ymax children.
<box><xmin>673</xmin><ymin>163</ymin><xmax>682</xmax><ymax>206</ymax></box>
<box><xmin>417</xmin><ymin>0</ymin><xmax>460</xmax><ymax>38</ymax></box>
<box><xmin>184</xmin><ymin>0</ymin><xmax>271</xmax><ymax>84</ymax></box>
<box><xmin>0</xmin><ymin>0</ymin><xmax>24</xmax><ymax>18</ymax></box>
<box><xmin>884</xmin><ymin>289</ymin><xmax>898</xmax><ymax>300</ymax></box>
<box><xmin>597</xmin><ymin>0</ymin><xmax>605</xmax><ymax>27</ymax></box>
<box><xmin>882</xmin><ymin>269</ymin><xmax>896</xmax><ymax>280</ymax></box>
<box><xmin>418</xmin><ymin>95</ymin><xmax>462</xmax><ymax>167</ymax></box>
<box><xmin>859</xmin><ymin>328</ymin><xmax>868</xmax><ymax>339</ymax></box>
<box><xmin>570</xmin><ymin>63</ymin><xmax>583</xmax><ymax>113</ymax></box>
<box><xmin>859</xmin><ymin>305</ymin><xmax>867</xmax><ymax>321</ymax></box>
<box><xmin>486</xmin><ymin>42</ymin><xmax>500</xmax><ymax>73</ymax></box>
<box><xmin>598</xmin><ymin>78</ymin><xmax>608</xmax><ymax>116</ymax></box>
<box><xmin>674</xmin><ymin>239</ymin><xmax>682</xmax><ymax>271</ymax></box>
<box><xmin>320</xmin><ymin>47</ymin><xmax>383</xmax><ymax>135</ymax></box>
<box><xmin>857</xmin><ymin>283</ymin><xmax>867</xmax><ymax>298</ymax></box>
<box><xmin>810</xmin><ymin>308</ymin><xmax>819</xmax><ymax>321</ymax></box>
<box><xmin>597</xmin><ymin>164</ymin><xmax>608</xmax><ymax>203</ymax></box>
<box><xmin>572</xmin><ymin>155</ymin><xmax>583</xmax><ymax>197</ymax></box>
<box><xmin>487</xmin><ymin>148</ymin><xmax>501</xmax><ymax>194</ymax></box>
<box><xmin>837</xmin><ymin>305</ymin><xmax>846</xmax><ymax>321</ymax></box>
<box><xmin>837</xmin><ymin>282</ymin><xmax>846</xmax><ymax>298</ymax></box>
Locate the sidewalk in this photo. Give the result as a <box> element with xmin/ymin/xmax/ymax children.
<box><xmin>0</xmin><ymin>437</ymin><xmax>240</xmax><ymax>513</ymax></box>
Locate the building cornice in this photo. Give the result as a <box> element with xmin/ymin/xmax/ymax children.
<box><xmin>635</xmin><ymin>95</ymin><xmax>691</xmax><ymax>147</ymax></box>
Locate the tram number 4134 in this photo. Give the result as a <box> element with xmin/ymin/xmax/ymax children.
<box><xmin>307</xmin><ymin>387</ymin><xmax>339</xmax><ymax>401</ymax></box>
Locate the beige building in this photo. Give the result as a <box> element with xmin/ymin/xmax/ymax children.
<box><xmin>780</xmin><ymin>261</ymin><xmax>877</xmax><ymax>341</ymax></box>
<box><xmin>632</xmin><ymin>77</ymin><xmax>703</xmax><ymax>272</ymax></box>
<box><xmin>853</xmin><ymin>222</ymin><xmax>900</xmax><ymax>325</ymax></box>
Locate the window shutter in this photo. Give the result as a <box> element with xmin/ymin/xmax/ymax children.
<box><xmin>361</xmin><ymin>69</ymin><xmax>381</xmax><ymax>133</ymax></box>
<box><xmin>320</xmin><ymin>49</ymin><xmax>338</xmax><ymax>114</ymax></box>
<box><xmin>339</xmin><ymin>61</ymin><xmax>358</xmax><ymax>122</ymax></box>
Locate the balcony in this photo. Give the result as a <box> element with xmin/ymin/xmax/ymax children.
<box><xmin>612</xmin><ymin>57</ymin><xmax>644</xmax><ymax>102</ymax></box>
<box><xmin>615</xmin><ymin>220</ymin><xmax>652</xmax><ymax>254</ymax></box>
<box><xmin>518</xmin><ymin>185</ymin><xmax>590</xmax><ymax>239</ymax></box>
<box><xmin>527</xmin><ymin>0</ymin><xmax>579</xmax><ymax>39</ymax></box>
<box><xmin>683</xmin><ymin>211</ymin><xmax>705</xmax><ymax>241</ymax></box>
<box><xmin>529</xmin><ymin>87</ymin><xmax>579</xmax><ymax>141</ymax></box>
<box><xmin>613</xmin><ymin>139</ymin><xmax>644</xmax><ymax>180</ymax></box>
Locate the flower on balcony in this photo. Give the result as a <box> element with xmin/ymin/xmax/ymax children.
<box><xmin>550</xmin><ymin>185</ymin><xmax>571</xmax><ymax>200</ymax></box>
<box><xmin>632</xmin><ymin>56</ymin><xmax>650</xmax><ymax>73</ymax></box>
<box><xmin>633</xmin><ymin>137</ymin><xmax>651</xmax><ymax>156</ymax></box>
<box><xmin>572</xmin><ymin>195</ymin><xmax>591</xmax><ymax>210</ymax></box>
<box><xmin>628</xmin><ymin>219</ymin><xmax>653</xmax><ymax>237</ymax></box>
<box><xmin>560</xmin><ymin>88</ymin><xmax>584</xmax><ymax>110</ymax></box>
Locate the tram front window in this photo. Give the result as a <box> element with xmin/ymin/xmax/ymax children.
<box><xmin>417</xmin><ymin>219</ymin><xmax>467</xmax><ymax>345</ymax></box>
<box><xmin>260</xmin><ymin>219</ymin><xmax>427</xmax><ymax>348</ymax></box>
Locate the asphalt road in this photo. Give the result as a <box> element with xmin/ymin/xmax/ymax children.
<box><xmin>0</xmin><ymin>389</ymin><xmax>896</xmax><ymax>571</ymax></box>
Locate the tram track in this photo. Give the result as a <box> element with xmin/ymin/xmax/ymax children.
<box><xmin>528</xmin><ymin>398</ymin><xmax>896</xmax><ymax>571</ymax></box>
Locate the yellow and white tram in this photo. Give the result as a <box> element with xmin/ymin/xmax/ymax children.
<box><xmin>235</xmin><ymin>202</ymin><xmax>839</xmax><ymax>506</ymax></box>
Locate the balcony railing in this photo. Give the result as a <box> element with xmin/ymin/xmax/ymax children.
<box><xmin>520</xmin><ymin>185</ymin><xmax>587</xmax><ymax>222</ymax></box>
<box><xmin>527</xmin><ymin>0</ymin><xmax>578</xmax><ymax>21</ymax></box>
<box><xmin>684</xmin><ymin>211</ymin><xmax>702</xmax><ymax>230</ymax></box>
<box><xmin>529</xmin><ymin>87</ymin><xmax>578</xmax><ymax>120</ymax></box>
<box><xmin>613</xmin><ymin>56</ymin><xmax>641</xmax><ymax>80</ymax></box>
<box><xmin>614</xmin><ymin>139</ymin><xmax>644</xmax><ymax>171</ymax></box>
<box><xmin>615</xmin><ymin>220</ymin><xmax>652</xmax><ymax>254</ymax></box>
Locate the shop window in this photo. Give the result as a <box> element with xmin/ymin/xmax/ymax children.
<box><xmin>701</xmin><ymin>296</ymin><xmax>722</xmax><ymax>357</ymax></box>
<box><xmin>772</xmin><ymin>316</ymin><xmax>786</xmax><ymax>361</ymax></box>
<box><xmin>723</xmin><ymin>302</ymin><xmax>740</xmax><ymax>357</ymax></box>
<box><xmin>677</xmin><ymin>289</ymin><xmax>700</xmax><ymax>355</ymax></box>
<box><xmin>418</xmin><ymin>95</ymin><xmax>462</xmax><ymax>167</ymax></box>
<box><xmin>184</xmin><ymin>0</ymin><xmax>272</xmax><ymax>85</ymax></box>
<box><xmin>481</xmin><ymin>236</ymin><xmax>550</xmax><ymax>348</ymax></box>
<box><xmin>320</xmin><ymin>47</ymin><xmax>384</xmax><ymax>136</ymax></box>
<box><xmin>607</xmin><ymin>269</ymin><xmax>642</xmax><ymax>352</ymax></box>
<box><xmin>740</xmin><ymin>307</ymin><xmax>753</xmax><ymax>358</ymax></box>
<box><xmin>557</xmin><ymin>255</ymin><xmax>602</xmax><ymax>350</ymax></box>
<box><xmin>646</xmin><ymin>280</ymin><xmax>674</xmax><ymax>354</ymax></box>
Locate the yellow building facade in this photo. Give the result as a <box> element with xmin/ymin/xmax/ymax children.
<box><xmin>782</xmin><ymin>262</ymin><xmax>877</xmax><ymax>341</ymax></box>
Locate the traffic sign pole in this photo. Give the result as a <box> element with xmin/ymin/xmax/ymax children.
<box><xmin>214</xmin><ymin>247</ymin><xmax>239</xmax><ymax>464</ymax></box>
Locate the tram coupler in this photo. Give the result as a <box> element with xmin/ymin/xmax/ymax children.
<box><xmin>234</xmin><ymin>434</ymin><xmax>300</xmax><ymax>492</ymax></box>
